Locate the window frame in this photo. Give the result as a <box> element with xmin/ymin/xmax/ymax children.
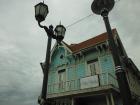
<box><xmin>87</xmin><ymin>58</ymin><xmax>100</xmax><ymax>76</ymax></box>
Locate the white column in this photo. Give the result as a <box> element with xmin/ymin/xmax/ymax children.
<box><xmin>106</xmin><ymin>95</ymin><xmax>110</xmax><ymax>105</ymax></box>
<box><xmin>110</xmin><ymin>93</ymin><xmax>115</xmax><ymax>105</ymax></box>
<box><xmin>71</xmin><ymin>98</ymin><xmax>74</xmax><ymax>105</ymax></box>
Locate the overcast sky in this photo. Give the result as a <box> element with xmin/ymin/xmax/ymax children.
<box><xmin>0</xmin><ymin>0</ymin><xmax>140</xmax><ymax>105</ymax></box>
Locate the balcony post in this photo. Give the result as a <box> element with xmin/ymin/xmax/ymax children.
<box><xmin>110</xmin><ymin>93</ymin><xmax>115</xmax><ymax>105</ymax></box>
<box><xmin>71</xmin><ymin>98</ymin><xmax>75</xmax><ymax>105</ymax></box>
<box><xmin>106</xmin><ymin>95</ymin><xmax>110</xmax><ymax>105</ymax></box>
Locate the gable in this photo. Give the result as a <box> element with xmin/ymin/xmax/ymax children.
<box><xmin>51</xmin><ymin>42</ymin><xmax>72</xmax><ymax>57</ymax></box>
<box><xmin>50</xmin><ymin>43</ymin><xmax>72</xmax><ymax>68</ymax></box>
<box><xmin>51</xmin><ymin>46</ymin><xmax>65</xmax><ymax>66</ymax></box>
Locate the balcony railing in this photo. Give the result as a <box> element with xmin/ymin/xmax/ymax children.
<box><xmin>47</xmin><ymin>72</ymin><xmax>118</xmax><ymax>94</ymax></box>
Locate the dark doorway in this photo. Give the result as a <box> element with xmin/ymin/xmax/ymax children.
<box><xmin>75</xmin><ymin>95</ymin><xmax>106</xmax><ymax>105</ymax></box>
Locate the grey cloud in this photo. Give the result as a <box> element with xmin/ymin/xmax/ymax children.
<box><xmin>0</xmin><ymin>0</ymin><xmax>140</xmax><ymax>105</ymax></box>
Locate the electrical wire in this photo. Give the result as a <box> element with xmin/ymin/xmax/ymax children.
<box><xmin>41</xmin><ymin>0</ymin><xmax>120</xmax><ymax>29</ymax></box>
<box><xmin>65</xmin><ymin>0</ymin><xmax>120</xmax><ymax>29</ymax></box>
<box><xmin>66</xmin><ymin>14</ymin><xmax>93</xmax><ymax>29</ymax></box>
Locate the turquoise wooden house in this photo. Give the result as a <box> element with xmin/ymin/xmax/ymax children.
<box><xmin>47</xmin><ymin>29</ymin><xmax>140</xmax><ymax>105</ymax></box>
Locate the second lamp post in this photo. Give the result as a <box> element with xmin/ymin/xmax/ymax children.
<box><xmin>35</xmin><ymin>2</ymin><xmax>66</xmax><ymax>105</ymax></box>
<box><xmin>91</xmin><ymin>0</ymin><xmax>133</xmax><ymax>105</ymax></box>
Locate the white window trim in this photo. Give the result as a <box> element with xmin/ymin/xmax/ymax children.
<box><xmin>86</xmin><ymin>58</ymin><xmax>101</xmax><ymax>76</ymax></box>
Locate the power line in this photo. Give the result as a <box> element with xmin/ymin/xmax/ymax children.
<box><xmin>66</xmin><ymin>14</ymin><xmax>93</xmax><ymax>29</ymax></box>
<box><xmin>65</xmin><ymin>0</ymin><xmax>120</xmax><ymax>29</ymax></box>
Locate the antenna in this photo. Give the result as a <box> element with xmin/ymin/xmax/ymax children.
<box><xmin>59</xmin><ymin>21</ymin><xmax>61</xmax><ymax>25</ymax></box>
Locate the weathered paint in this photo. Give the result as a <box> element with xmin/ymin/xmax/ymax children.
<box><xmin>99</xmin><ymin>54</ymin><xmax>115</xmax><ymax>73</ymax></box>
<box><xmin>67</xmin><ymin>66</ymin><xmax>76</xmax><ymax>80</ymax></box>
<box><xmin>48</xmin><ymin>44</ymin><xmax>117</xmax><ymax>94</ymax></box>
<box><xmin>46</xmin><ymin>31</ymin><xmax>140</xmax><ymax>105</ymax></box>
<box><xmin>51</xmin><ymin>47</ymin><xmax>66</xmax><ymax>67</ymax></box>
<box><xmin>75</xmin><ymin>63</ymin><xmax>85</xmax><ymax>78</ymax></box>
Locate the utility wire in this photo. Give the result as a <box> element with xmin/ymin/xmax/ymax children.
<box><xmin>66</xmin><ymin>14</ymin><xmax>93</xmax><ymax>29</ymax></box>
<box><xmin>65</xmin><ymin>0</ymin><xmax>120</xmax><ymax>29</ymax></box>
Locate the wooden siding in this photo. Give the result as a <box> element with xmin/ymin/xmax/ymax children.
<box><xmin>48</xmin><ymin>45</ymin><xmax>117</xmax><ymax>94</ymax></box>
<box><xmin>99</xmin><ymin>54</ymin><xmax>115</xmax><ymax>74</ymax></box>
<box><xmin>47</xmin><ymin>73</ymin><xmax>118</xmax><ymax>95</ymax></box>
<box><xmin>67</xmin><ymin>67</ymin><xmax>75</xmax><ymax>80</ymax></box>
<box><xmin>51</xmin><ymin>47</ymin><xmax>66</xmax><ymax>67</ymax></box>
<box><xmin>76</xmin><ymin>63</ymin><xmax>86</xmax><ymax>78</ymax></box>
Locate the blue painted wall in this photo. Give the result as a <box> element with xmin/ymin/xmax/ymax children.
<box><xmin>51</xmin><ymin>47</ymin><xmax>66</xmax><ymax>67</ymax></box>
<box><xmin>48</xmin><ymin>44</ymin><xmax>116</xmax><ymax>94</ymax></box>
<box><xmin>76</xmin><ymin>63</ymin><xmax>86</xmax><ymax>78</ymax></box>
<box><xmin>99</xmin><ymin>54</ymin><xmax>115</xmax><ymax>73</ymax></box>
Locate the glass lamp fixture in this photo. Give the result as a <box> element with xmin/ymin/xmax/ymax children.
<box><xmin>91</xmin><ymin>0</ymin><xmax>115</xmax><ymax>15</ymax></box>
<box><xmin>55</xmin><ymin>25</ymin><xmax>66</xmax><ymax>42</ymax></box>
<box><xmin>35</xmin><ymin>2</ymin><xmax>49</xmax><ymax>22</ymax></box>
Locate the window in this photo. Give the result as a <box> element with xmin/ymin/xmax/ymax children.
<box><xmin>60</xmin><ymin>54</ymin><xmax>64</xmax><ymax>59</ymax></box>
<box><xmin>58</xmin><ymin>69</ymin><xmax>66</xmax><ymax>89</ymax></box>
<box><xmin>87</xmin><ymin>59</ymin><xmax>100</xmax><ymax>76</ymax></box>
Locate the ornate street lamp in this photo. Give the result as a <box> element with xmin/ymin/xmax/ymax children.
<box><xmin>91</xmin><ymin>0</ymin><xmax>133</xmax><ymax>105</ymax></box>
<box><xmin>34</xmin><ymin>2</ymin><xmax>66</xmax><ymax>105</ymax></box>
<box><xmin>55</xmin><ymin>24</ymin><xmax>66</xmax><ymax>42</ymax></box>
<box><xmin>91</xmin><ymin>0</ymin><xmax>114</xmax><ymax>15</ymax></box>
<box><xmin>35</xmin><ymin>2</ymin><xmax>49</xmax><ymax>22</ymax></box>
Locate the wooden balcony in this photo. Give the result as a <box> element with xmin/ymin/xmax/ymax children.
<box><xmin>47</xmin><ymin>72</ymin><xmax>119</xmax><ymax>98</ymax></box>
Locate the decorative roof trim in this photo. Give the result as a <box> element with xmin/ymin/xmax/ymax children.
<box><xmin>50</xmin><ymin>41</ymin><xmax>73</xmax><ymax>58</ymax></box>
<box><xmin>68</xmin><ymin>28</ymin><xmax>117</xmax><ymax>53</ymax></box>
<box><xmin>51</xmin><ymin>28</ymin><xmax>117</xmax><ymax>56</ymax></box>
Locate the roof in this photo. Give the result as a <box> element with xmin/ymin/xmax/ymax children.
<box><xmin>67</xmin><ymin>28</ymin><xmax>117</xmax><ymax>53</ymax></box>
<box><xmin>58</xmin><ymin>29</ymin><xmax>140</xmax><ymax>79</ymax></box>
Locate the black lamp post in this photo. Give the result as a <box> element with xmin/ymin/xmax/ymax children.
<box><xmin>35</xmin><ymin>2</ymin><xmax>66</xmax><ymax>105</ymax></box>
<box><xmin>91</xmin><ymin>0</ymin><xmax>133</xmax><ymax>105</ymax></box>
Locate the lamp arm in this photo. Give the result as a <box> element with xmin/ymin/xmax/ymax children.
<box><xmin>38</xmin><ymin>21</ymin><xmax>57</xmax><ymax>39</ymax></box>
<box><xmin>38</xmin><ymin>21</ymin><xmax>45</xmax><ymax>28</ymax></box>
<box><xmin>44</xmin><ymin>25</ymin><xmax>57</xmax><ymax>39</ymax></box>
